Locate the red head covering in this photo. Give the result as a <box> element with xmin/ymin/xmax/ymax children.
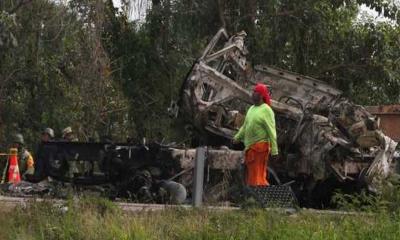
<box><xmin>253</xmin><ymin>83</ymin><xmax>271</xmax><ymax>106</ymax></box>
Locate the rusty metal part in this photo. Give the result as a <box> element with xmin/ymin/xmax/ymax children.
<box><xmin>366</xmin><ymin>105</ymin><xmax>400</xmax><ymax>142</ymax></box>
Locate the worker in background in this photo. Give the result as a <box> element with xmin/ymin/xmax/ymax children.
<box><xmin>10</xmin><ymin>133</ymin><xmax>35</xmax><ymax>178</ymax></box>
<box><xmin>62</xmin><ymin>126</ymin><xmax>78</xmax><ymax>142</ymax></box>
<box><xmin>233</xmin><ymin>83</ymin><xmax>278</xmax><ymax>186</ymax></box>
<box><xmin>29</xmin><ymin>128</ymin><xmax>55</xmax><ymax>182</ymax></box>
<box><xmin>41</xmin><ymin>128</ymin><xmax>54</xmax><ymax>143</ymax></box>
<box><xmin>62</xmin><ymin>126</ymin><xmax>79</xmax><ymax>177</ymax></box>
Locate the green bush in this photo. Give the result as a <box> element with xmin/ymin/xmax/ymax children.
<box><xmin>332</xmin><ymin>175</ymin><xmax>400</xmax><ymax>214</ymax></box>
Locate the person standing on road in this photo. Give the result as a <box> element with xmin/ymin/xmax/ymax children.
<box><xmin>233</xmin><ymin>83</ymin><xmax>278</xmax><ymax>186</ymax></box>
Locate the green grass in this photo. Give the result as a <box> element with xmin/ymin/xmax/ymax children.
<box><xmin>0</xmin><ymin>197</ymin><xmax>399</xmax><ymax>240</ymax></box>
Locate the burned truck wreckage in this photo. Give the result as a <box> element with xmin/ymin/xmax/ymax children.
<box><xmin>176</xmin><ymin>28</ymin><xmax>398</xmax><ymax>205</ymax></box>
<box><xmin>3</xmin><ymin>28</ymin><xmax>398</xmax><ymax>207</ymax></box>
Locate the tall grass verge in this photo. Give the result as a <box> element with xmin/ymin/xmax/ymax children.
<box><xmin>0</xmin><ymin>196</ymin><xmax>399</xmax><ymax>239</ymax></box>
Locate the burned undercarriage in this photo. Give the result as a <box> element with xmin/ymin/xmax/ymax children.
<box><xmin>2</xmin><ymin>141</ymin><xmax>245</xmax><ymax>205</ymax></box>
<box><xmin>176</xmin><ymin>28</ymin><xmax>398</xmax><ymax>206</ymax></box>
<box><xmin>3</xmin><ymin>142</ymin><xmax>188</xmax><ymax>204</ymax></box>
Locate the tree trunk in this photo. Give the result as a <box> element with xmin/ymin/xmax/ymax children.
<box><xmin>217</xmin><ymin>0</ymin><xmax>226</xmax><ymax>28</ymax></box>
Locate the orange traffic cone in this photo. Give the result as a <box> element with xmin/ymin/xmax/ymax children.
<box><xmin>7</xmin><ymin>148</ymin><xmax>21</xmax><ymax>184</ymax></box>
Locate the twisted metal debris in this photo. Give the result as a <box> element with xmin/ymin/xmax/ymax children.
<box><xmin>177</xmin><ymin>28</ymin><xmax>398</xmax><ymax>205</ymax></box>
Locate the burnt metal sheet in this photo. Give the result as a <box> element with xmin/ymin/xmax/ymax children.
<box><xmin>253</xmin><ymin>65</ymin><xmax>342</xmax><ymax>112</ymax></box>
<box><xmin>170</xmin><ymin>148</ymin><xmax>242</xmax><ymax>170</ymax></box>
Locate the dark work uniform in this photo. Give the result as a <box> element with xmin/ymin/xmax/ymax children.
<box><xmin>27</xmin><ymin>141</ymin><xmax>52</xmax><ymax>182</ymax></box>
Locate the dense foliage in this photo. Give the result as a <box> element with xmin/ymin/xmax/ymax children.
<box><xmin>0</xmin><ymin>0</ymin><xmax>399</xmax><ymax>150</ymax></box>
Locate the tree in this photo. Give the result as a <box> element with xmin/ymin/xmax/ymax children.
<box><xmin>0</xmin><ymin>0</ymin><xmax>129</xmax><ymax>149</ymax></box>
<box><xmin>0</xmin><ymin>0</ymin><xmax>398</xmax><ymax>148</ymax></box>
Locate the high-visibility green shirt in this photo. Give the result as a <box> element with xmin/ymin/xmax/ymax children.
<box><xmin>234</xmin><ymin>103</ymin><xmax>279</xmax><ymax>155</ymax></box>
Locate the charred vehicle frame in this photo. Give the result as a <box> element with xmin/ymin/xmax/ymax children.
<box><xmin>176</xmin><ymin>28</ymin><xmax>398</xmax><ymax>206</ymax></box>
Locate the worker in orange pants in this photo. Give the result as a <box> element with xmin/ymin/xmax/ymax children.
<box><xmin>244</xmin><ymin>142</ymin><xmax>270</xmax><ymax>186</ymax></box>
<box><xmin>234</xmin><ymin>83</ymin><xmax>278</xmax><ymax>187</ymax></box>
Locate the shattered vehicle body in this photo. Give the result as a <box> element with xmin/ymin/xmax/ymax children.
<box><xmin>177</xmin><ymin>28</ymin><xmax>398</xmax><ymax>205</ymax></box>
